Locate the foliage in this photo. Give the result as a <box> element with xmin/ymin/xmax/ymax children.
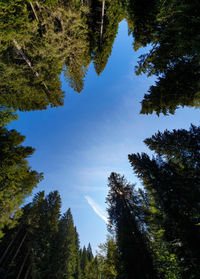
<box><xmin>129</xmin><ymin>125</ymin><xmax>200</xmax><ymax>278</ymax></box>
<box><xmin>0</xmin><ymin>191</ymin><xmax>85</xmax><ymax>279</ymax></box>
<box><xmin>97</xmin><ymin>236</ymin><xmax>118</xmax><ymax>279</ymax></box>
<box><xmin>92</xmin><ymin>0</ymin><xmax>124</xmax><ymax>75</ymax></box>
<box><xmin>123</xmin><ymin>0</ymin><xmax>200</xmax><ymax>114</ymax></box>
<box><xmin>0</xmin><ymin>127</ymin><xmax>43</xmax><ymax>238</ymax></box>
<box><xmin>106</xmin><ymin>172</ymin><xmax>158</xmax><ymax>279</ymax></box>
<box><xmin>0</xmin><ymin>106</ymin><xmax>18</xmax><ymax>127</ymax></box>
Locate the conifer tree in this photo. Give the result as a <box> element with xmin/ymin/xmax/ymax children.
<box><xmin>97</xmin><ymin>236</ymin><xmax>118</xmax><ymax>279</ymax></box>
<box><xmin>80</xmin><ymin>246</ymin><xmax>88</xmax><ymax>278</ymax></box>
<box><xmin>128</xmin><ymin>125</ymin><xmax>200</xmax><ymax>278</ymax></box>
<box><xmin>0</xmin><ymin>127</ymin><xmax>43</xmax><ymax>238</ymax></box>
<box><xmin>0</xmin><ymin>191</ymin><xmax>62</xmax><ymax>279</ymax></box>
<box><xmin>87</xmin><ymin>243</ymin><xmax>93</xmax><ymax>262</ymax></box>
<box><xmin>106</xmin><ymin>172</ymin><xmax>158</xmax><ymax>279</ymax></box>
<box><xmin>123</xmin><ymin>0</ymin><xmax>200</xmax><ymax>114</ymax></box>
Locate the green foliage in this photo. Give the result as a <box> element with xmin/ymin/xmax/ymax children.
<box><xmin>97</xmin><ymin>236</ymin><xmax>117</xmax><ymax>279</ymax></box>
<box><xmin>106</xmin><ymin>172</ymin><xmax>158</xmax><ymax>279</ymax></box>
<box><xmin>84</xmin><ymin>257</ymin><xmax>101</xmax><ymax>279</ymax></box>
<box><xmin>123</xmin><ymin>0</ymin><xmax>200</xmax><ymax>114</ymax></box>
<box><xmin>0</xmin><ymin>191</ymin><xmax>85</xmax><ymax>279</ymax></box>
<box><xmin>140</xmin><ymin>59</ymin><xmax>200</xmax><ymax>115</ymax></box>
<box><xmin>0</xmin><ymin>0</ymin><xmax>92</xmax><ymax>110</ymax></box>
<box><xmin>92</xmin><ymin>0</ymin><xmax>124</xmax><ymax>75</ymax></box>
<box><xmin>129</xmin><ymin>125</ymin><xmax>200</xmax><ymax>278</ymax></box>
<box><xmin>121</xmin><ymin>0</ymin><xmax>158</xmax><ymax>48</ymax></box>
<box><xmin>0</xmin><ymin>0</ymin><xmax>37</xmax><ymax>46</ymax></box>
<box><xmin>0</xmin><ymin>106</ymin><xmax>18</xmax><ymax>127</ymax></box>
<box><xmin>0</xmin><ymin>127</ymin><xmax>43</xmax><ymax>238</ymax></box>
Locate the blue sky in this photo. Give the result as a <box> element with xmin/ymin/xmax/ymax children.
<box><xmin>10</xmin><ymin>20</ymin><xmax>200</xmax><ymax>253</ymax></box>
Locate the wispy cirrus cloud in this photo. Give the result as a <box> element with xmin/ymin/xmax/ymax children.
<box><xmin>85</xmin><ymin>195</ymin><xmax>115</xmax><ymax>232</ymax></box>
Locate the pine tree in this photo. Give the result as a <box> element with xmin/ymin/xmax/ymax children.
<box><xmin>97</xmin><ymin>236</ymin><xmax>118</xmax><ymax>279</ymax></box>
<box><xmin>0</xmin><ymin>191</ymin><xmax>62</xmax><ymax>279</ymax></box>
<box><xmin>54</xmin><ymin>209</ymin><xmax>80</xmax><ymax>279</ymax></box>
<box><xmin>128</xmin><ymin>125</ymin><xmax>200</xmax><ymax>278</ymax></box>
<box><xmin>106</xmin><ymin>172</ymin><xmax>158</xmax><ymax>279</ymax></box>
<box><xmin>87</xmin><ymin>243</ymin><xmax>93</xmax><ymax>262</ymax></box>
<box><xmin>0</xmin><ymin>106</ymin><xmax>18</xmax><ymax>127</ymax></box>
<box><xmin>80</xmin><ymin>246</ymin><xmax>88</xmax><ymax>278</ymax></box>
<box><xmin>0</xmin><ymin>127</ymin><xmax>43</xmax><ymax>238</ymax></box>
<box><xmin>124</xmin><ymin>0</ymin><xmax>200</xmax><ymax>114</ymax></box>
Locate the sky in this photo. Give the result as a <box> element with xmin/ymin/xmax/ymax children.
<box><xmin>9</xmin><ymin>20</ymin><xmax>200</xmax><ymax>253</ymax></box>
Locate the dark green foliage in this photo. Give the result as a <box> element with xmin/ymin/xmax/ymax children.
<box><xmin>0</xmin><ymin>127</ymin><xmax>43</xmax><ymax>238</ymax></box>
<box><xmin>140</xmin><ymin>59</ymin><xmax>200</xmax><ymax>115</ymax></box>
<box><xmin>55</xmin><ymin>209</ymin><xmax>80</xmax><ymax>279</ymax></box>
<box><xmin>129</xmin><ymin>125</ymin><xmax>200</xmax><ymax>278</ymax></box>
<box><xmin>0</xmin><ymin>191</ymin><xmax>61</xmax><ymax>279</ymax></box>
<box><xmin>87</xmin><ymin>243</ymin><xmax>93</xmax><ymax>262</ymax></box>
<box><xmin>0</xmin><ymin>191</ymin><xmax>84</xmax><ymax>279</ymax></box>
<box><xmin>84</xmin><ymin>256</ymin><xmax>101</xmax><ymax>279</ymax></box>
<box><xmin>80</xmin><ymin>246</ymin><xmax>88</xmax><ymax>277</ymax></box>
<box><xmin>0</xmin><ymin>0</ymin><xmax>91</xmax><ymax>110</ymax></box>
<box><xmin>91</xmin><ymin>0</ymin><xmax>124</xmax><ymax>75</ymax></box>
<box><xmin>123</xmin><ymin>0</ymin><xmax>200</xmax><ymax>114</ymax></box>
<box><xmin>106</xmin><ymin>172</ymin><xmax>158</xmax><ymax>279</ymax></box>
<box><xmin>121</xmin><ymin>0</ymin><xmax>158</xmax><ymax>48</ymax></box>
<box><xmin>97</xmin><ymin>236</ymin><xmax>118</xmax><ymax>279</ymax></box>
<box><xmin>0</xmin><ymin>106</ymin><xmax>18</xmax><ymax>126</ymax></box>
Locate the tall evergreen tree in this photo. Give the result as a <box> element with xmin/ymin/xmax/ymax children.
<box><xmin>54</xmin><ymin>209</ymin><xmax>81</xmax><ymax>279</ymax></box>
<box><xmin>86</xmin><ymin>243</ymin><xmax>93</xmax><ymax>262</ymax></box>
<box><xmin>80</xmin><ymin>246</ymin><xmax>88</xmax><ymax>278</ymax></box>
<box><xmin>123</xmin><ymin>0</ymin><xmax>200</xmax><ymax>114</ymax></box>
<box><xmin>97</xmin><ymin>236</ymin><xmax>118</xmax><ymax>279</ymax></box>
<box><xmin>128</xmin><ymin>125</ymin><xmax>200</xmax><ymax>278</ymax></box>
<box><xmin>0</xmin><ymin>191</ymin><xmax>62</xmax><ymax>279</ymax></box>
<box><xmin>106</xmin><ymin>172</ymin><xmax>158</xmax><ymax>279</ymax></box>
<box><xmin>0</xmin><ymin>127</ymin><xmax>43</xmax><ymax>238</ymax></box>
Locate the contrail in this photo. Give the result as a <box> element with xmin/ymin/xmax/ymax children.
<box><xmin>85</xmin><ymin>196</ymin><xmax>115</xmax><ymax>232</ymax></box>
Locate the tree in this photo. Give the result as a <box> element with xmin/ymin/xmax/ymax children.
<box><xmin>140</xmin><ymin>59</ymin><xmax>200</xmax><ymax>115</ymax></box>
<box><xmin>87</xmin><ymin>243</ymin><xmax>93</xmax><ymax>262</ymax></box>
<box><xmin>124</xmin><ymin>0</ymin><xmax>200</xmax><ymax>114</ymax></box>
<box><xmin>91</xmin><ymin>0</ymin><xmax>124</xmax><ymax>75</ymax></box>
<box><xmin>106</xmin><ymin>172</ymin><xmax>158</xmax><ymax>279</ymax></box>
<box><xmin>121</xmin><ymin>0</ymin><xmax>158</xmax><ymax>48</ymax></box>
<box><xmin>128</xmin><ymin>125</ymin><xmax>200</xmax><ymax>278</ymax></box>
<box><xmin>0</xmin><ymin>127</ymin><xmax>43</xmax><ymax>238</ymax></box>
<box><xmin>55</xmin><ymin>209</ymin><xmax>81</xmax><ymax>279</ymax></box>
<box><xmin>0</xmin><ymin>106</ymin><xmax>18</xmax><ymax>127</ymax></box>
<box><xmin>80</xmin><ymin>246</ymin><xmax>88</xmax><ymax>278</ymax></box>
<box><xmin>97</xmin><ymin>236</ymin><xmax>118</xmax><ymax>279</ymax></box>
<box><xmin>0</xmin><ymin>191</ymin><xmax>62</xmax><ymax>279</ymax></box>
<box><xmin>84</xmin><ymin>256</ymin><xmax>101</xmax><ymax>279</ymax></box>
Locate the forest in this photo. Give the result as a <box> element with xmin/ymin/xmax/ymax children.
<box><xmin>0</xmin><ymin>0</ymin><xmax>200</xmax><ymax>278</ymax></box>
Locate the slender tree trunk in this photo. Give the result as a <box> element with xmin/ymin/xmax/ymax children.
<box><xmin>100</xmin><ymin>0</ymin><xmax>105</xmax><ymax>45</ymax></box>
<box><xmin>13</xmin><ymin>40</ymin><xmax>39</xmax><ymax>77</ymax></box>
<box><xmin>29</xmin><ymin>1</ymin><xmax>39</xmax><ymax>22</ymax></box>
<box><xmin>0</xmin><ymin>227</ymin><xmax>21</xmax><ymax>265</ymax></box>
<box><xmin>12</xmin><ymin>231</ymin><xmax>28</xmax><ymax>262</ymax></box>
<box><xmin>16</xmin><ymin>250</ymin><xmax>30</xmax><ymax>279</ymax></box>
<box><xmin>24</xmin><ymin>263</ymin><xmax>31</xmax><ymax>279</ymax></box>
<box><xmin>13</xmin><ymin>40</ymin><xmax>50</xmax><ymax>94</ymax></box>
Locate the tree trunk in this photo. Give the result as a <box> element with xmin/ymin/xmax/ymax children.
<box><xmin>16</xmin><ymin>249</ymin><xmax>30</xmax><ymax>279</ymax></box>
<box><xmin>24</xmin><ymin>263</ymin><xmax>31</xmax><ymax>279</ymax></box>
<box><xmin>12</xmin><ymin>231</ymin><xmax>28</xmax><ymax>262</ymax></box>
<box><xmin>13</xmin><ymin>40</ymin><xmax>39</xmax><ymax>77</ymax></box>
<box><xmin>29</xmin><ymin>1</ymin><xmax>39</xmax><ymax>22</ymax></box>
<box><xmin>13</xmin><ymin>40</ymin><xmax>50</xmax><ymax>95</ymax></box>
<box><xmin>0</xmin><ymin>228</ymin><xmax>20</xmax><ymax>265</ymax></box>
<box><xmin>100</xmin><ymin>0</ymin><xmax>105</xmax><ymax>45</ymax></box>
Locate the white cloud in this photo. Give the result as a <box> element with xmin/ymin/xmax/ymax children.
<box><xmin>85</xmin><ymin>195</ymin><xmax>115</xmax><ymax>232</ymax></box>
